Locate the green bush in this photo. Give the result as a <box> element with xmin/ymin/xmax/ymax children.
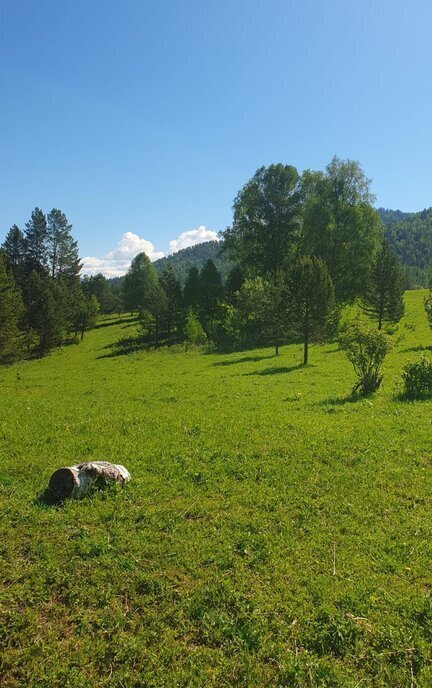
<box><xmin>401</xmin><ymin>356</ymin><xmax>432</xmax><ymax>399</ymax></box>
<box><xmin>339</xmin><ymin>324</ymin><xmax>392</xmax><ymax>396</ymax></box>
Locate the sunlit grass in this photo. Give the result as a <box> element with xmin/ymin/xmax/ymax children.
<box><xmin>1</xmin><ymin>291</ymin><xmax>432</xmax><ymax>686</ymax></box>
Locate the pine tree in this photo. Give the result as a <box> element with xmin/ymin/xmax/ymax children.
<box><xmin>289</xmin><ymin>256</ymin><xmax>336</xmax><ymax>365</ymax></box>
<box><xmin>1</xmin><ymin>225</ymin><xmax>25</xmax><ymax>279</ymax></box>
<box><xmin>0</xmin><ymin>252</ymin><xmax>24</xmax><ymax>364</ymax></box>
<box><xmin>183</xmin><ymin>266</ymin><xmax>201</xmax><ymax>311</ymax></box>
<box><xmin>199</xmin><ymin>260</ymin><xmax>223</xmax><ymax>321</ymax></box>
<box><xmin>47</xmin><ymin>209</ymin><xmax>81</xmax><ymax>281</ymax></box>
<box><xmin>122</xmin><ymin>252</ymin><xmax>158</xmax><ymax>312</ymax></box>
<box><xmin>24</xmin><ymin>271</ymin><xmax>66</xmax><ymax>356</ymax></box>
<box><xmin>363</xmin><ymin>241</ymin><xmax>405</xmax><ymax>329</ymax></box>
<box><xmin>160</xmin><ymin>265</ymin><xmax>183</xmax><ymax>342</ymax></box>
<box><xmin>225</xmin><ymin>265</ymin><xmax>244</xmax><ymax>300</ymax></box>
<box><xmin>261</xmin><ymin>270</ymin><xmax>289</xmax><ymax>355</ymax></box>
<box><xmin>24</xmin><ymin>207</ymin><xmax>48</xmax><ymax>274</ymax></box>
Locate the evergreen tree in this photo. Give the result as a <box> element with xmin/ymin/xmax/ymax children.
<box><xmin>1</xmin><ymin>225</ymin><xmax>25</xmax><ymax>279</ymax></box>
<box><xmin>0</xmin><ymin>252</ymin><xmax>24</xmax><ymax>364</ymax></box>
<box><xmin>261</xmin><ymin>270</ymin><xmax>289</xmax><ymax>355</ymax></box>
<box><xmin>24</xmin><ymin>207</ymin><xmax>48</xmax><ymax>274</ymax></box>
<box><xmin>362</xmin><ymin>241</ymin><xmax>405</xmax><ymax>329</ymax></box>
<box><xmin>225</xmin><ymin>265</ymin><xmax>244</xmax><ymax>299</ymax></box>
<box><xmin>160</xmin><ymin>265</ymin><xmax>183</xmax><ymax>342</ymax></box>
<box><xmin>184</xmin><ymin>308</ymin><xmax>206</xmax><ymax>349</ymax></box>
<box><xmin>199</xmin><ymin>259</ymin><xmax>223</xmax><ymax>322</ymax></box>
<box><xmin>183</xmin><ymin>266</ymin><xmax>201</xmax><ymax>311</ymax></box>
<box><xmin>122</xmin><ymin>252</ymin><xmax>158</xmax><ymax>312</ymax></box>
<box><xmin>24</xmin><ymin>271</ymin><xmax>66</xmax><ymax>356</ymax></box>
<box><xmin>82</xmin><ymin>273</ymin><xmax>120</xmax><ymax>314</ymax></box>
<box><xmin>289</xmin><ymin>256</ymin><xmax>336</xmax><ymax>365</ymax></box>
<box><xmin>47</xmin><ymin>209</ymin><xmax>81</xmax><ymax>281</ymax></box>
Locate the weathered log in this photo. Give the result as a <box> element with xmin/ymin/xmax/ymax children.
<box><xmin>48</xmin><ymin>461</ymin><xmax>130</xmax><ymax>500</ymax></box>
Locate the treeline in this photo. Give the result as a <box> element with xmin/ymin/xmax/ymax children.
<box><xmin>121</xmin><ymin>157</ymin><xmax>406</xmax><ymax>362</ymax></box>
<box><xmin>0</xmin><ymin>208</ymin><xmax>99</xmax><ymax>363</ymax></box>
<box><xmin>380</xmin><ymin>206</ymin><xmax>432</xmax><ymax>286</ymax></box>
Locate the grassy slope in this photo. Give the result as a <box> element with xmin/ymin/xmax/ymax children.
<box><xmin>1</xmin><ymin>291</ymin><xmax>432</xmax><ymax>687</ymax></box>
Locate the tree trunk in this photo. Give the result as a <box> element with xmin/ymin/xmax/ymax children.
<box><xmin>48</xmin><ymin>461</ymin><xmax>130</xmax><ymax>500</ymax></box>
<box><xmin>303</xmin><ymin>334</ymin><xmax>309</xmax><ymax>365</ymax></box>
<box><xmin>275</xmin><ymin>342</ymin><xmax>279</xmax><ymax>356</ymax></box>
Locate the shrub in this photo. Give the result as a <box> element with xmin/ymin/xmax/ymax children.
<box><xmin>401</xmin><ymin>356</ymin><xmax>432</xmax><ymax>399</ymax></box>
<box><xmin>339</xmin><ymin>324</ymin><xmax>392</xmax><ymax>396</ymax></box>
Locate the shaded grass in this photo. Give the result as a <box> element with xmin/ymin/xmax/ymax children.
<box><xmin>1</xmin><ymin>291</ymin><xmax>432</xmax><ymax>686</ymax></box>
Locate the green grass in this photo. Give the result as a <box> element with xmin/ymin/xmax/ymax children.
<box><xmin>1</xmin><ymin>291</ymin><xmax>432</xmax><ymax>687</ymax></box>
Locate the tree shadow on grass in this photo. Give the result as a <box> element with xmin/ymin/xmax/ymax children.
<box><xmin>245</xmin><ymin>363</ymin><xmax>306</xmax><ymax>376</ymax></box>
<box><xmin>401</xmin><ymin>345</ymin><xmax>432</xmax><ymax>354</ymax></box>
<box><xmin>94</xmin><ymin>316</ymin><xmax>138</xmax><ymax>330</ymax></box>
<box><xmin>213</xmin><ymin>354</ymin><xmax>276</xmax><ymax>367</ymax></box>
<box><xmin>319</xmin><ymin>393</ymin><xmax>363</xmax><ymax>407</ymax></box>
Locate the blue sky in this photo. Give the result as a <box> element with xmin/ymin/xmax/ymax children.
<box><xmin>1</xmin><ymin>0</ymin><xmax>431</xmax><ymax>275</ymax></box>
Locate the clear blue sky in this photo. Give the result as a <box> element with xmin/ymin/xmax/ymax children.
<box><xmin>1</xmin><ymin>0</ymin><xmax>431</xmax><ymax>272</ymax></box>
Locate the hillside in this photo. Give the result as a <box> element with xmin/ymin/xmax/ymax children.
<box><xmin>2</xmin><ymin>291</ymin><xmax>432</xmax><ymax>686</ymax></box>
<box><xmin>379</xmin><ymin>207</ymin><xmax>432</xmax><ymax>286</ymax></box>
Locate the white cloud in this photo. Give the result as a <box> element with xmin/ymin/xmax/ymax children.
<box><xmin>169</xmin><ymin>225</ymin><xmax>219</xmax><ymax>254</ymax></box>
<box><xmin>81</xmin><ymin>232</ymin><xmax>164</xmax><ymax>278</ymax></box>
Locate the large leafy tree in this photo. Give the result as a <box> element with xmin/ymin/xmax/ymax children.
<box><xmin>47</xmin><ymin>209</ymin><xmax>81</xmax><ymax>281</ymax></box>
<box><xmin>289</xmin><ymin>255</ymin><xmax>336</xmax><ymax>365</ymax></box>
<box><xmin>122</xmin><ymin>252</ymin><xmax>158</xmax><ymax>312</ymax></box>
<box><xmin>24</xmin><ymin>207</ymin><xmax>49</xmax><ymax>274</ymax></box>
<box><xmin>223</xmin><ymin>164</ymin><xmax>301</xmax><ymax>275</ymax></box>
<box><xmin>363</xmin><ymin>241</ymin><xmax>405</xmax><ymax>329</ymax></box>
<box><xmin>301</xmin><ymin>157</ymin><xmax>382</xmax><ymax>302</ymax></box>
<box><xmin>0</xmin><ymin>252</ymin><xmax>24</xmax><ymax>363</ymax></box>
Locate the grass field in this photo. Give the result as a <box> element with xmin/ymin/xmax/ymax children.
<box><xmin>1</xmin><ymin>290</ymin><xmax>432</xmax><ymax>687</ymax></box>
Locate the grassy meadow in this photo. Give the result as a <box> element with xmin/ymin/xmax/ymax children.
<box><xmin>1</xmin><ymin>290</ymin><xmax>432</xmax><ymax>687</ymax></box>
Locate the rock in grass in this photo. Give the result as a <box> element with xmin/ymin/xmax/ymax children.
<box><xmin>48</xmin><ymin>461</ymin><xmax>130</xmax><ymax>500</ymax></box>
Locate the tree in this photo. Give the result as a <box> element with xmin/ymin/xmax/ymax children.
<box><xmin>223</xmin><ymin>164</ymin><xmax>301</xmax><ymax>275</ymax></box>
<box><xmin>160</xmin><ymin>265</ymin><xmax>183</xmax><ymax>342</ymax></box>
<box><xmin>82</xmin><ymin>273</ymin><xmax>121</xmax><ymax>314</ymax></box>
<box><xmin>289</xmin><ymin>256</ymin><xmax>336</xmax><ymax>365</ymax></box>
<box><xmin>225</xmin><ymin>265</ymin><xmax>244</xmax><ymax>300</ymax></box>
<box><xmin>72</xmin><ymin>293</ymin><xmax>99</xmax><ymax>340</ymax></box>
<box><xmin>234</xmin><ymin>277</ymin><xmax>268</xmax><ymax>347</ymax></box>
<box><xmin>24</xmin><ymin>207</ymin><xmax>48</xmax><ymax>274</ymax></box>
<box><xmin>184</xmin><ymin>308</ymin><xmax>206</xmax><ymax>349</ymax></box>
<box><xmin>24</xmin><ymin>271</ymin><xmax>66</xmax><ymax>355</ymax></box>
<box><xmin>122</xmin><ymin>252</ymin><xmax>158</xmax><ymax>312</ymax></box>
<box><xmin>301</xmin><ymin>157</ymin><xmax>382</xmax><ymax>302</ymax></box>
<box><xmin>1</xmin><ymin>225</ymin><xmax>25</xmax><ymax>279</ymax></box>
<box><xmin>146</xmin><ymin>282</ymin><xmax>168</xmax><ymax>346</ymax></box>
<box><xmin>183</xmin><ymin>266</ymin><xmax>201</xmax><ymax>311</ymax></box>
<box><xmin>0</xmin><ymin>252</ymin><xmax>24</xmax><ymax>363</ymax></box>
<box><xmin>339</xmin><ymin>324</ymin><xmax>392</xmax><ymax>396</ymax></box>
<box><xmin>261</xmin><ymin>270</ymin><xmax>290</xmax><ymax>355</ymax></box>
<box><xmin>47</xmin><ymin>209</ymin><xmax>81</xmax><ymax>281</ymax></box>
<box><xmin>363</xmin><ymin>241</ymin><xmax>405</xmax><ymax>329</ymax></box>
<box><xmin>199</xmin><ymin>259</ymin><xmax>223</xmax><ymax>325</ymax></box>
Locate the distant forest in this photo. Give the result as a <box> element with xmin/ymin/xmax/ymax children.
<box><xmin>379</xmin><ymin>207</ymin><xmax>432</xmax><ymax>287</ymax></box>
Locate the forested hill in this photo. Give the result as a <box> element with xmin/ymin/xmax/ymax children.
<box><xmin>379</xmin><ymin>207</ymin><xmax>432</xmax><ymax>286</ymax></box>
<box><xmin>108</xmin><ymin>240</ymin><xmax>232</xmax><ymax>288</ymax></box>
